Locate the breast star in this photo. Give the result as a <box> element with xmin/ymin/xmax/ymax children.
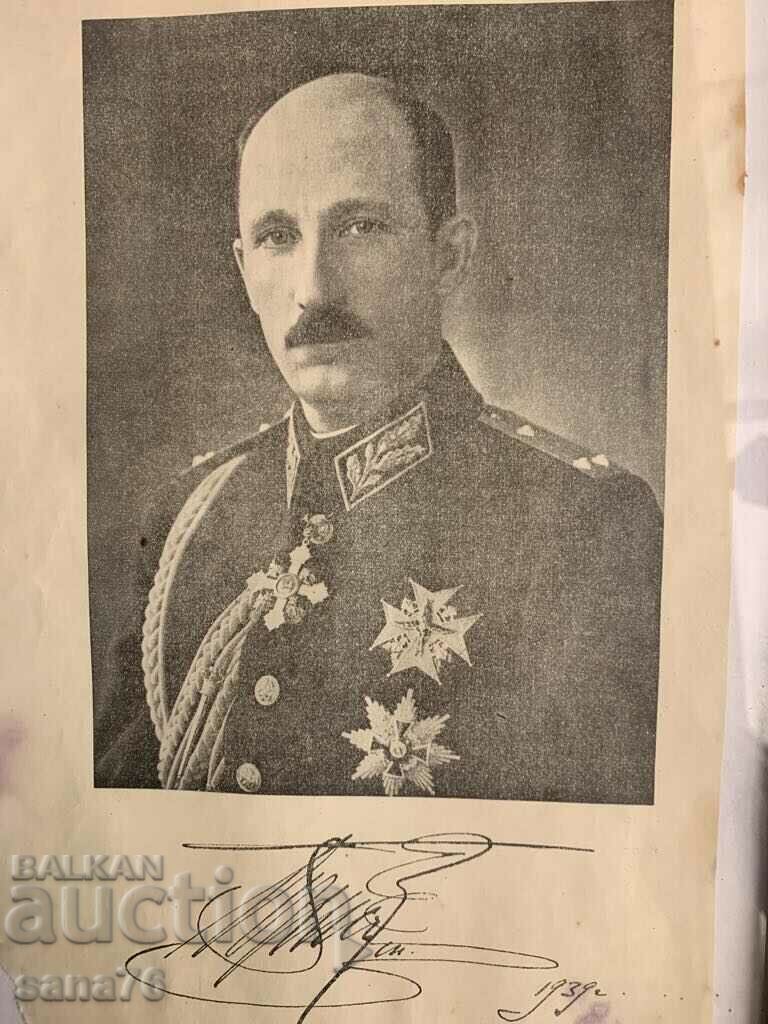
<box><xmin>343</xmin><ymin>689</ymin><xmax>459</xmax><ymax>796</ymax></box>
<box><xmin>370</xmin><ymin>578</ymin><xmax>482</xmax><ymax>684</ymax></box>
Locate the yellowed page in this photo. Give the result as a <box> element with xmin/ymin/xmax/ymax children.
<box><xmin>0</xmin><ymin>1</ymin><xmax>743</xmax><ymax>1021</ymax></box>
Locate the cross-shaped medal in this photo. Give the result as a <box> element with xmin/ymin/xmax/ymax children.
<box><xmin>246</xmin><ymin>541</ymin><xmax>330</xmax><ymax>631</ymax></box>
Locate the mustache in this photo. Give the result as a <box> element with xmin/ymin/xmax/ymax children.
<box><xmin>285</xmin><ymin>304</ymin><xmax>371</xmax><ymax>348</ymax></box>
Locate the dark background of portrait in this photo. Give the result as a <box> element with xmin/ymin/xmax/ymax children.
<box><xmin>83</xmin><ymin>1</ymin><xmax>673</xmax><ymax>707</ymax></box>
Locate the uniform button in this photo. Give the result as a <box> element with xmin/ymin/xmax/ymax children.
<box><xmin>236</xmin><ymin>762</ymin><xmax>262</xmax><ymax>793</ymax></box>
<box><xmin>254</xmin><ymin>674</ymin><xmax>280</xmax><ymax>706</ymax></box>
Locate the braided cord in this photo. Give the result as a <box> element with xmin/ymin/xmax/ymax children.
<box><xmin>179</xmin><ymin>640</ymin><xmax>248</xmax><ymax>789</ymax></box>
<box><xmin>158</xmin><ymin>588</ymin><xmax>271</xmax><ymax>786</ymax></box>
<box><xmin>142</xmin><ymin>456</ymin><xmax>247</xmax><ymax>747</ymax></box>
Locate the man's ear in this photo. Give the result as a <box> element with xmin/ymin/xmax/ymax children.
<box><xmin>233</xmin><ymin>237</ymin><xmax>246</xmax><ymax>279</ymax></box>
<box><xmin>435</xmin><ymin>215</ymin><xmax>477</xmax><ymax>296</ymax></box>
<box><xmin>233</xmin><ymin>238</ymin><xmax>257</xmax><ymax>313</ymax></box>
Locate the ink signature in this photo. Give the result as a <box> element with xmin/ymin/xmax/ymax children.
<box><xmin>125</xmin><ymin>832</ymin><xmax>607</xmax><ymax>1022</ymax></box>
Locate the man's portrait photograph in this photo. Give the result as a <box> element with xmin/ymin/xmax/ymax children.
<box><xmin>87</xmin><ymin>2</ymin><xmax>672</xmax><ymax>803</ymax></box>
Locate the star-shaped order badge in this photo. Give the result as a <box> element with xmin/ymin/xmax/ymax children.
<box><xmin>343</xmin><ymin>689</ymin><xmax>458</xmax><ymax>796</ymax></box>
<box><xmin>370</xmin><ymin>579</ymin><xmax>481</xmax><ymax>684</ymax></box>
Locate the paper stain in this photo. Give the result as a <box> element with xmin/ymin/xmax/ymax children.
<box><xmin>575</xmin><ymin>1002</ymin><xmax>611</xmax><ymax>1024</ymax></box>
<box><xmin>733</xmin><ymin>95</ymin><xmax>745</xmax><ymax>129</ymax></box>
<box><xmin>0</xmin><ymin>718</ymin><xmax>24</xmax><ymax>788</ymax></box>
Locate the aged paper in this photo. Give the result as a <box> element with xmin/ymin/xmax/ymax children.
<box><xmin>0</xmin><ymin>0</ymin><xmax>743</xmax><ymax>1021</ymax></box>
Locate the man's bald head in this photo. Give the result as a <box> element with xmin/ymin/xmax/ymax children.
<box><xmin>236</xmin><ymin>73</ymin><xmax>457</xmax><ymax>234</ymax></box>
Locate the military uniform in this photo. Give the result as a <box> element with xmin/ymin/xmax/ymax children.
<box><xmin>95</xmin><ymin>345</ymin><xmax>662</xmax><ymax>803</ymax></box>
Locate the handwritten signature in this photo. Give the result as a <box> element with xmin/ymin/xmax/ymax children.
<box><xmin>125</xmin><ymin>832</ymin><xmax>607</xmax><ymax>1022</ymax></box>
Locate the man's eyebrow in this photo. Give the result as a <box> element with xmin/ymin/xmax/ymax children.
<box><xmin>326</xmin><ymin>198</ymin><xmax>396</xmax><ymax>222</ymax></box>
<box><xmin>247</xmin><ymin>209</ymin><xmax>297</xmax><ymax>243</ymax></box>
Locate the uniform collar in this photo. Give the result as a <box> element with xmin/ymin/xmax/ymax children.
<box><xmin>285</xmin><ymin>342</ymin><xmax>484</xmax><ymax>511</ymax></box>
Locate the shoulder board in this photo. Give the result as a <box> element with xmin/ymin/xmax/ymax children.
<box><xmin>480</xmin><ymin>405</ymin><xmax>624</xmax><ymax>479</ymax></box>
<box><xmin>187</xmin><ymin>413</ymin><xmax>289</xmax><ymax>472</ymax></box>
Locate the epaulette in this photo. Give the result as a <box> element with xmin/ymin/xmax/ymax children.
<box><xmin>480</xmin><ymin>405</ymin><xmax>623</xmax><ymax>479</ymax></box>
<box><xmin>187</xmin><ymin>413</ymin><xmax>289</xmax><ymax>471</ymax></box>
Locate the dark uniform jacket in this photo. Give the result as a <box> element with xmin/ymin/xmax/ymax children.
<box><xmin>95</xmin><ymin>345</ymin><xmax>662</xmax><ymax>803</ymax></box>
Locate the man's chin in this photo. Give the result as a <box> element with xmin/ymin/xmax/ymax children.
<box><xmin>286</xmin><ymin>356</ymin><xmax>366</xmax><ymax>406</ymax></box>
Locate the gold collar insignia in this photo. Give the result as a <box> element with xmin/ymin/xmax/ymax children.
<box><xmin>333</xmin><ymin>402</ymin><xmax>433</xmax><ymax>511</ymax></box>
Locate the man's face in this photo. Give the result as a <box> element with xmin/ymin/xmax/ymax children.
<box><xmin>234</xmin><ymin>78</ymin><xmax>445</xmax><ymax>419</ymax></box>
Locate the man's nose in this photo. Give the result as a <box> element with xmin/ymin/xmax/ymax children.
<box><xmin>293</xmin><ymin>232</ymin><xmax>341</xmax><ymax>309</ymax></box>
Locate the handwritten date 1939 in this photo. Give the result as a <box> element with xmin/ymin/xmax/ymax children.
<box><xmin>498</xmin><ymin>978</ymin><xmax>608</xmax><ymax>1021</ymax></box>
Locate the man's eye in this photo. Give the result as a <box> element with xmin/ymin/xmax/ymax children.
<box><xmin>256</xmin><ymin>229</ymin><xmax>295</xmax><ymax>249</ymax></box>
<box><xmin>341</xmin><ymin>219</ymin><xmax>388</xmax><ymax>238</ymax></box>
